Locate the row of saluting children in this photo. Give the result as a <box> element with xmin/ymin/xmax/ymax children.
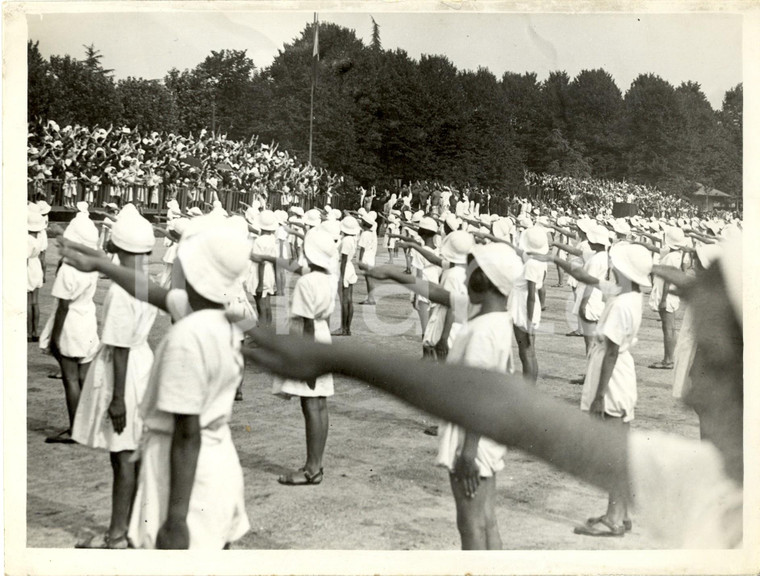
<box><xmin>27</xmin><ymin>197</ymin><xmax>742</xmax><ymax>550</ymax></box>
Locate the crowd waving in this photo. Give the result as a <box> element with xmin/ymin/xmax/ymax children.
<box><xmin>27</xmin><ymin>120</ymin><xmax>344</xmax><ymax>211</ymax></box>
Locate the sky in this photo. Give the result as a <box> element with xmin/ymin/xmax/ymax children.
<box><xmin>26</xmin><ymin>10</ymin><xmax>742</xmax><ymax>109</ymax></box>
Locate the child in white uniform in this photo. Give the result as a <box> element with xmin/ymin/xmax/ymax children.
<box><xmin>358</xmin><ymin>212</ymin><xmax>378</xmax><ymax>305</ymax></box>
<box><xmin>273</xmin><ymin>228</ymin><xmax>338</xmax><ymax>485</ymax></box>
<box><xmin>72</xmin><ymin>204</ymin><xmax>158</xmax><ymax>549</ymax></box>
<box><xmin>436</xmin><ymin>243</ymin><xmax>523</xmax><ymax>549</ymax></box>
<box><xmin>61</xmin><ymin>222</ymin><xmax>252</xmax><ymax>549</ymax></box>
<box><xmin>573</xmin><ymin>243</ymin><xmax>650</xmax><ymax>537</ymax></box>
<box><xmin>333</xmin><ymin>216</ymin><xmax>359</xmax><ymax>336</ymax></box>
<box><xmin>28</xmin><ymin>204</ymin><xmax>46</xmax><ymax>342</ymax></box>
<box><xmin>511</xmin><ymin>227</ymin><xmax>549</xmax><ymax>384</ymax></box>
<box><xmin>648</xmin><ymin>227</ymin><xmax>685</xmax><ymax>369</ymax></box>
<box><xmin>40</xmin><ymin>212</ymin><xmax>101</xmax><ymax>443</ymax></box>
<box><xmin>249</xmin><ymin>210</ymin><xmax>279</xmax><ymax>327</ymax></box>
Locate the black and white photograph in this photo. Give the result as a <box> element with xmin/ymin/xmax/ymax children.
<box><xmin>4</xmin><ymin>2</ymin><xmax>759</xmax><ymax>574</ymax></box>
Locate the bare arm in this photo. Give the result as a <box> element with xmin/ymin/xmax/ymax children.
<box><xmin>242</xmin><ymin>332</ymin><xmax>631</xmax><ymax>497</ymax></box>
<box><xmin>109</xmin><ymin>347</ymin><xmax>130</xmax><ymax>434</ymax></box>
<box><xmin>60</xmin><ymin>246</ymin><xmax>170</xmax><ymax>312</ymax></box>
<box><xmin>359</xmin><ymin>264</ymin><xmax>451</xmax><ymax>306</ymax></box>
<box><xmin>156</xmin><ymin>414</ymin><xmax>201</xmax><ymax>549</ymax></box>
<box><xmin>553</xmin><ymin>241</ymin><xmax>583</xmax><ymax>258</ymax></box>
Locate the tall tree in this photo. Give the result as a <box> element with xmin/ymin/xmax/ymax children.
<box><xmin>117</xmin><ymin>77</ymin><xmax>178</xmax><ymax>132</ymax></box>
<box><xmin>370</xmin><ymin>17</ymin><xmax>382</xmax><ymax>51</ymax></box>
<box><xmin>28</xmin><ymin>40</ymin><xmax>55</xmax><ymax>122</ymax></box>
<box><xmin>566</xmin><ymin>69</ymin><xmax>624</xmax><ymax>178</ymax></box>
<box><xmin>622</xmin><ymin>73</ymin><xmax>681</xmax><ymax>186</ymax></box>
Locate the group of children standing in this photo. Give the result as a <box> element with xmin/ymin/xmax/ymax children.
<box><xmin>28</xmin><ymin>194</ymin><xmax>741</xmax><ymax>550</ymax></box>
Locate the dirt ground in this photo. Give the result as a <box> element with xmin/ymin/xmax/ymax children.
<box><xmin>26</xmin><ymin>238</ymin><xmax>700</xmax><ymax>550</ymax></box>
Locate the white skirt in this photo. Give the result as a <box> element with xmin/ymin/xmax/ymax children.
<box><xmin>273</xmin><ymin>319</ymin><xmax>334</xmax><ymax>398</ymax></box>
<box><xmin>128</xmin><ymin>426</ymin><xmax>249</xmax><ymax>549</ymax></box>
<box><xmin>436</xmin><ymin>423</ymin><xmax>506</xmax><ymax>478</ymax></box>
<box><xmin>672</xmin><ymin>306</ymin><xmax>696</xmax><ymax>399</ymax></box>
<box><xmin>72</xmin><ymin>342</ymin><xmax>153</xmax><ymax>452</ymax></box>
<box><xmin>342</xmin><ymin>261</ymin><xmax>358</xmax><ymax>288</ymax></box>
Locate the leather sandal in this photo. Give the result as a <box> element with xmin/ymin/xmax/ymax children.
<box><xmin>574</xmin><ymin>516</ymin><xmax>625</xmax><ymax>537</ymax></box>
<box><xmin>277</xmin><ymin>467</ymin><xmax>324</xmax><ymax>486</ymax></box>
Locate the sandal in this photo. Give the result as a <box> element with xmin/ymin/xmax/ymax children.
<box><xmin>648</xmin><ymin>361</ymin><xmax>674</xmax><ymax>370</ymax></box>
<box><xmin>47</xmin><ymin>371</ymin><xmax>63</xmax><ymax>380</ymax></box>
<box><xmin>45</xmin><ymin>429</ymin><xmax>76</xmax><ymax>444</ymax></box>
<box><xmin>75</xmin><ymin>532</ymin><xmax>129</xmax><ymax>549</ymax></box>
<box><xmin>565</xmin><ymin>330</ymin><xmax>583</xmax><ymax>337</ymax></box>
<box><xmin>574</xmin><ymin>516</ymin><xmax>625</xmax><ymax>537</ymax></box>
<box><xmin>277</xmin><ymin>468</ymin><xmax>324</xmax><ymax>486</ymax></box>
<box><xmin>570</xmin><ymin>376</ymin><xmax>586</xmax><ymax>385</ymax></box>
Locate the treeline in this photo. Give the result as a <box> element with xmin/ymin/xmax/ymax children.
<box><xmin>28</xmin><ymin>21</ymin><xmax>742</xmax><ymax>198</ymax></box>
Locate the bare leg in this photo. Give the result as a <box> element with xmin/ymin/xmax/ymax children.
<box><xmin>513</xmin><ymin>325</ymin><xmax>538</xmax><ymax>384</ymax></box>
<box><xmin>59</xmin><ymin>356</ymin><xmax>83</xmax><ymax>431</ymax></box>
<box><xmin>108</xmin><ymin>451</ymin><xmax>137</xmax><ymax>542</ymax></box>
<box><xmin>301</xmin><ymin>397</ymin><xmax>329</xmax><ymax>476</ymax></box>
<box><xmin>416</xmin><ymin>301</ymin><xmax>429</xmax><ymax>335</ymax></box>
<box><xmin>449</xmin><ymin>473</ymin><xmax>490</xmax><ymax>550</ymax></box>
<box><xmin>345</xmin><ymin>285</ymin><xmax>354</xmax><ymax>335</ymax></box>
<box><xmin>482</xmin><ymin>476</ymin><xmax>503</xmax><ymax>549</ymax></box>
<box><xmin>660</xmin><ymin>310</ymin><xmax>676</xmax><ymax>364</ymax></box>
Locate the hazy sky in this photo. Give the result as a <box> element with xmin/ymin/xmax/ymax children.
<box><xmin>27</xmin><ymin>11</ymin><xmax>742</xmax><ymax>109</ymax></box>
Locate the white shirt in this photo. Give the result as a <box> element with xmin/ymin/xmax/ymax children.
<box><xmin>140</xmin><ymin>290</ymin><xmax>243</xmax><ymax>437</ymax></box>
<box><xmin>51</xmin><ymin>263</ymin><xmax>100</xmax><ymax>359</ymax></box>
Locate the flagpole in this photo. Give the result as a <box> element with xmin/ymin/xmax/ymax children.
<box><xmin>309</xmin><ymin>13</ymin><xmax>318</xmax><ymax>165</ymax></box>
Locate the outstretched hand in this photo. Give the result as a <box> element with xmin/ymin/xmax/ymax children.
<box><xmin>241</xmin><ymin>329</ymin><xmax>332</xmax><ymax>382</ymax></box>
<box><xmin>359</xmin><ymin>263</ymin><xmax>397</xmax><ymax>280</ymax></box>
<box><xmin>527</xmin><ymin>251</ymin><xmax>554</xmax><ymax>263</ymax></box>
<box><xmin>59</xmin><ymin>241</ymin><xmax>101</xmax><ymax>273</ymax></box>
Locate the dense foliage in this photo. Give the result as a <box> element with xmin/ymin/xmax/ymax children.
<box><xmin>28</xmin><ymin>21</ymin><xmax>742</xmax><ymax>199</ymax></box>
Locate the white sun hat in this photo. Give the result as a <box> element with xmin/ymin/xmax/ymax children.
<box><xmin>444</xmin><ymin>213</ymin><xmax>461</xmax><ymax>231</ymax></box>
<box><xmin>274</xmin><ymin>210</ymin><xmax>289</xmax><ymax>224</ymax></box>
<box><xmin>586</xmin><ymin>223</ymin><xmax>611</xmax><ymax>246</ymax></box>
<box><xmin>304</xmin><ymin>227</ymin><xmax>338</xmax><ymax>270</ymax></box>
<box><xmin>258</xmin><ymin>210</ymin><xmax>279</xmax><ymax>232</ymax></box>
<box><xmin>517</xmin><ymin>215</ymin><xmax>533</xmax><ymax>229</ymax></box>
<box><xmin>244</xmin><ymin>207</ymin><xmax>259</xmax><ymax>226</ymax></box>
<box><xmin>419</xmin><ymin>216</ymin><xmax>438</xmax><ymax>233</ymax></box>
<box><xmin>411</xmin><ymin>210</ymin><xmax>424</xmax><ymax>223</ymax></box>
<box><xmin>664</xmin><ymin>226</ymin><xmax>687</xmax><ymax>250</ymax></box>
<box><xmin>340</xmin><ymin>216</ymin><xmax>361</xmax><ymax>236</ymax></box>
<box><xmin>492</xmin><ymin>217</ymin><xmax>514</xmax><ymax>240</ymax></box>
<box><xmin>470</xmin><ymin>243</ymin><xmax>524</xmax><ymax>297</ymax></box>
<box><xmin>440</xmin><ymin>230</ymin><xmax>475</xmax><ymax>265</ymax></box>
<box><xmin>290</xmin><ymin>206</ymin><xmax>305</xmax><ymax>217</ymax></box>
<box><xmin>64</xmin><ymin>212</ymin><xmax>99</xmax><ymax>249</ymax></box>
<box><xmin>319</xmin><ymin>219</ymin><xmax>342</xmax><ymax>242</ymax></box>
<box><xmin>28</xmin><ymin>203</ymin><xmax>46</xmax><ymax>232</ymax></box>
<box><xmin>521</xmin><ymin>226</ymin><xmax>550</xmax><ymax>255</ymax></box>
<box><xmin>609</xmin><ymin>243</ymin><xmax>652</xmax><ymax>287</ymax></box>
<box><xmin>361</xmin><ymin>211</ymin><xmax>378</xmax><ymax>227</ymax></box>
<box><xmin>576</xmin><ymin>218</ymin><xmax>595</xmax><ymax>234</ymax></box>
<box><xmin>177</xmin><ymin>225</ymin><xmax>251</xmax><ymax>304</ymax></box>
<box><xmin>36</xmin><ymin>200</ymin><xmax>52</xmax><ymax>216</ymax></box>
<box><xmin>695</xmin><ymin>243</ymin><xmax>721</xmax><ymax>269</ymax></box>
<box><xmin>612</xmin><ymin>218</ymin><xmax>631</xmax><ymax>236</ymax></box>
<box><xmin>111</xmin><ymin>203</ymin><xmax>155</xmax><ymax>253</ymax></box>
<box><xmin>76</xmin><ymin>201</ymin><xmax>89</xmax><ymax>214</ymax></box>
<box><xmin>303</xmin><ymin>209</ymin><xmax>322</xmax><ymax>228</ymax></box>
<box><xmin>329</xmin><ymin>209</ymin><xmax>342</xmax><ymax>221</ymax></box>
<box><xmin>187</xmin><ymin>206</ymin><xmax>203</xmax><ymax>218</ymax></box>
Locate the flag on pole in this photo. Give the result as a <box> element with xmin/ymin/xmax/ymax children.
<box><xmin>312</xmin><ymin>14</ymin><xmax>319</xmax><ymax>85</ymax></box>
